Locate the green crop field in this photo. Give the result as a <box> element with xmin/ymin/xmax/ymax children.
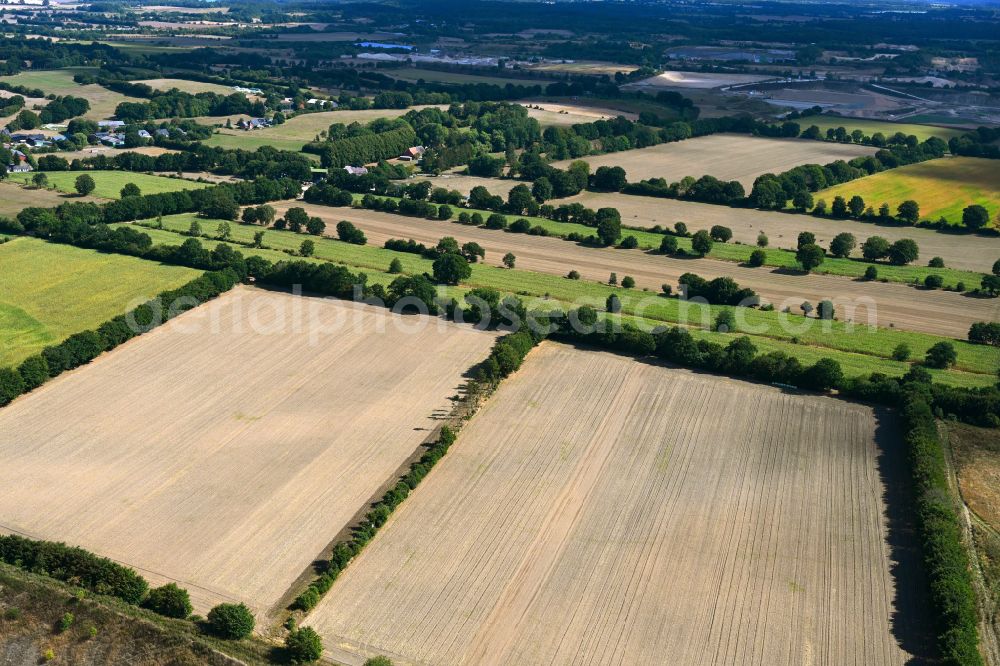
<box><xmin>124</xmin><ymin>215</ymin><xmax>999</xmax><ymax>386</ymax></box>
<box><xmin>801</xmin><ymin>117</ymin><xmax>967</xmax><ymax>143</ymax></box>
<box><xmin>0</xmin><ymin>237</ymin><xmax>199</xmax><ymax>367</ymax></box>
<box><xmin>8</xmin><ymin>171</ymin><xmax>211</xmax><ymax>199</ymax></box>
<box><xmin>814</xmin><ymin>157</ymin><xmax>1000</xmax><ymax>228</ymax></box>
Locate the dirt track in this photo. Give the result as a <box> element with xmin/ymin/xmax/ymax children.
<box><xmin>0</xmin><ymin>288</ymin><xmax>496</xmax><ymax>622</ymax></box>
<box><xmin>274</xmin><ymin>201</ymin><xmax>1000</xmax><ymax>338</ymax></box>
<box><xmin>567</xmin><ymin>191</ymin><xmax>1000</xmax><ymax>273</ymax></box>
<box><xmin>307</xmin><ymin>342</ymin><xmax>931</xmax><ymax>666</ymax></box>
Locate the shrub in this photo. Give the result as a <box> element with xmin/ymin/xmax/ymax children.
<box><xmin>892</xmin><ymin>343</ymin><xmax>911</xmax><ymax>361</ymax></box>
<box><xmin>714</xmin><ymin>310</ymin><xmax>736</xmax><ymax>333</ymax></box>
<box><xmin>747</xmin><ymin>249</ymin><xmax>766</xmax><ymax>267</ymax></box>
<box><xmin>924</xmin><ymin>274</ymin><xmax>943</xmax><ymax>289</ymax></box>
<box><xmin>863</xmin><ymin>265</ymin><xmax>878</xmax><ymax>281</ymax></box>
<box><xmin>285</xmin><ymin>626</ymin><xmax>323</xmax><ymax>663</ymax></box>
<box><xmin>0</xmin><ymin>367</ymin><xmax>26</xmax><ymax>407</ymax></box>
<box><xmin>388</xmin><ymin>258</ymin><xmax>403</xmax><ymax>274</ymax></box>
<box><xmin>606</xmin><ymin>294</ymin><xmax>622</xmax><ymax>313</ymax></box>
<box><xmin>207</xmin><ymin>603</ymin><xmax>255</xmax><ymax>640</ymax></box>
<box><xmin>294</xmin><ymin>586</ymin><xmax>321</xmax><ymax>612</ymax></box>
<box><xmin>659</xmin><ymin>235</ymin><xmax>677</xmax><ymax>254</ymax></box>
<box><xmin>709</xmin><ymin>225</ymin><xmax>732</xmax><ymax>242</ymax></box>
<box><xmin>969</xmin><ymin>322</ymin><xmax>1000</xmax><ymax>346</ymax></box>
<box><xmin>691</xmin><ymin>229</ymin><xmax>713</xmax><ymax>256</ymax></box>
<box><xmin>619</xmin><ymin>235</ymin><xmax>638</xmax><ymax>249</ymax></box>
<box><xmin>144</xmin><ymin>583</ymin><xmax>192</xmax><ymax>619</ymax></box>
<box><xmin>567</xmin><ymin>270</ymin><xmax>580</xmax><ymax>280</ymax></box>
<box><xmin>621</xmin><ymin>276</ymin><xmax>635</xmax><ymax>289</ymax></box>
<box><xmin>924</xmin><ymin>341</ymin><xmax>957</xmax><ymax>368</ymax></box>
<box><xmin>0</xmin><ymin>536</ymin><xmax>148</xmax><ymax>604</ymax></box>
<box><xmin>756</xmin><ymin>232</ymin><xmax>768</xmax><ymax>247</ymax></box>
<box><xmin>58</xmin><ymin>613</ymin><xmax>74</xmax><ymax>633</ymax></box>
<box><xmin>928</xmin><ymin>256</ymin><xmax>945</xmax><ymax>268</ymax></box>
<box><xmin>364</xmin><ymin>658</ymin><xmax>394</xmax><ymax>666</ymax></box>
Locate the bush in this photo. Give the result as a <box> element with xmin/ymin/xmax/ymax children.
<box><xmin>388</xmin><ymin>258</ymin><xmax>403</xmax><ymax>274</ymax></box>
<box><xmin>621</xmin><ymin>276</ymin><xmax>635</xmax><ymax>289</ymax></box>
<box><xmin>928</xmin><ymin>256</ymin><xmax>945</xmax><ymax>268</ymax></box>
<box><xmin>659</xmin><ymin>235</ymin><xmax>677</xmax><ymax>254</ymax></box>
<box><xmin>924</xmin><ymin>341</ymin><xmax>957</xmax><ymax>368</ymax></box>
<box><xmin>709</xmin><ymin>225</ymin><xmax>732</xmax><ymax>242</ymax></box>
<box><xmin>364</xmin><ymin>658</ymin><xmax>394</xmax><ymax>666</ymax></box>
<box><xmin>924</xmin><ymin>274</ymin><xmax>943</xmax><ymax>289</ymax></box>
<box><xmin>714</xmin><ymin>309</ymin><xmax>736</xmax><ymax>333</ymax></box>
<box><xmin>619</xmin><ymin>235</ymin><xmax>638</xmax><ymax>249</ymax></box>
<box><xmin>567</xmin><ymin>270</ymin><xmax>580</xmax><ymax>280</ymax></box>
<box><xmin>747</xmin><ymin>249</ymin><xmax>766</xmax><ymax>267</ymax></box>
<box><xmin>144</xmin><ymin>584</ymin><xmax>192</xmax><ymax>619</ymax></box>
<box><xmin>285</xmin><ymin>626</ymin><xmax>323</xmax><ymax>663</ymax></box>
<box><xmin>0</xmin><ymin>367</ymin><xmax>26</xmax><ymax>407</ymax></box>
<box><xmin>892</xmin><ymin>343</ymin><xmax>911</xmax><ymax>361</ymax></box>
<box><xmin>207</xmin><ymin>603</ymin><xmax>255</xmax><ymax>640</ymax></box>
<box><xmin>863</xmin><ymin>265</ymin><xmax>878</xmax><ymax>281</ymax></box>
<box><xmin>969</xmin><ymin>321</ymin><xmax>1000</xmax><ymax>346</ymax></box>
<box><xmin>0</xmin><ymin>536</ymin><xmax>148</xmax><ymax>604</ymax></box>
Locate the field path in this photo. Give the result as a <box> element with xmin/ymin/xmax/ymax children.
<box><xmin>275</xmin><ymin>201</ymin><xmax>1000</xmax><ymax>338</ymax></box>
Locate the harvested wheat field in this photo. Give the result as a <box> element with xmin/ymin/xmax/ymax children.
<box><xmin>273</xmin><ymin>201</ymin><xmax>1000</xmax><ymax>338</ymax></box>
<box><xmin>550</xmin><ymin>134</ymin><xmax>877</xmax><ymax>189</ymax></box>
<box><xmin>307</xmin><ymin>342</ymin><xmax>932</xmax><ymax>666</ymax></box>
<box><xmin>0</xmin><ymin>287</ymin><xmax>496</xmax><ymax>621</ymax></box>
<box><xmin>567</xmin><ymin>191</ymin><xmax>1000</xmax><ymax>273</ymax></box>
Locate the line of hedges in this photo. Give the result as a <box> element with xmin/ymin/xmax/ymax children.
<box><xmin>0</xmin><ymin>269</ymin><xmax>240</xmax><ymax>408</ymax></box>
<box><xmin>900</xmin><ymin>387</ymin><xmax>983</xmax><ymax>665</ymax></box>
<box><xmin>0</xmin><ymin>535</ymin><xmax>149</xmax><ymax>605</ymax></box>
<box><xmin>292</xmin><ymin>328</ymin><xmax>543</xmax><ymax>612</ymax></box>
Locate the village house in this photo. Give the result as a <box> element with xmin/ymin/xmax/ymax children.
<box><xmin>398</xmin><ymin>145</ymin><xmax>425</xmax><ymax>161</ymax></box>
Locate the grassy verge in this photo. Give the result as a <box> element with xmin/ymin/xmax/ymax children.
<box><xmin>8</xmin><ymin>171</ymin><xmax>210</xmax><ymax>199</ymax></box>
<box><xmin>122</xmin><ymin>216</ymin><xmax>999</xmax><ymax>387</ymax></box>
<box><xmin>0</xmin><ymin>563</ymin><xmax>272</xmax><ymax>665</ymax></box>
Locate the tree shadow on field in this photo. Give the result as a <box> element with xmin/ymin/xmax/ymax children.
<box><xmin>874</xmin><ymin>409</ymin><xmax>938</xmax><ymax>664</ymax></box>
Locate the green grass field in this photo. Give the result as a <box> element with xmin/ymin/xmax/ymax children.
<box><xmin>801</xmin><ymin>117</ymin><xmax>967</xmax><ymax>143</ymax></box>
<box><xmin>8</xmin><ymin>171</ymin><xmax>211</xmax><ymax>199</ymax></box>
<box><xmin>125</xmin><ymin>214</ymin><xmax>999</xmax><ymax>386</ymax></box>
<box><xmin>815</xmin><ymin>157</ymin><xmax>1000</xmax><ymax>227</ymax></box>
<box><xmin>200</xmin><ymin>108</ymin><xmax>416</xmax><ymax>152</ymax></box>
<box><xmin>0</xmin><ymin>238</ymin><xmax>199</xmax><ymax>367</ymax></box>
<box><xmin>0</xmin><ymin>68</ymin><xmax>146</xmax><ymax>120</ymax></box>
<box><xmin>351</xmin><ymin>194</ymin><xmax>986</xmax><ymax>289</ymax></box>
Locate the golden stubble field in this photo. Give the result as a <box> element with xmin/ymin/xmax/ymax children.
<box><xmin>307</xmin><ymin>342</ymin><xmax>929</xmax><ymax>666</ymax></box>
<box><xmin>550</xmin><ymin>134</ymin><xmax>878</xmax><ymax>189</ymax></box>
<box><xmin>0</xmin><ymin>287</ymin><xmax>497</xmax><ymax>622</ymax></box>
